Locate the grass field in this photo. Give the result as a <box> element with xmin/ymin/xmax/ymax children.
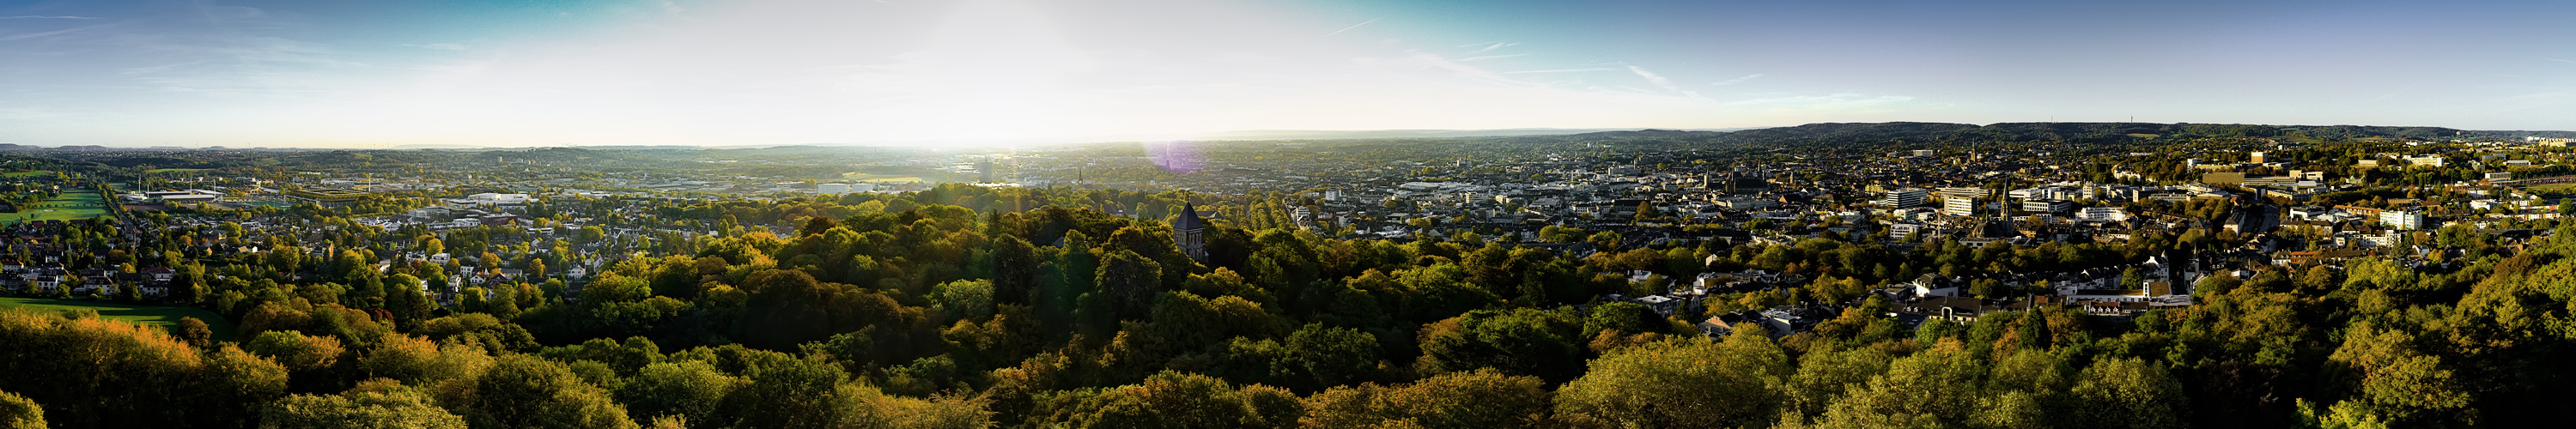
<box><xmin>0</xmin><ymin>297</ymin><xmax>236</xmax><ymax>341</ymax></box>
<box><xmin>2529</xmin><ymin>183</ymin><xmax>2576</xmax><ymax>193</ymax></box>
<box><xmin>0</xmin><ymin>171</ymin><xmax>54</xmax><ymax>178</ymax></box>
<box><xmin>0</xmin><ymin>189</ymin><xmax>112</xmax><ymax>224</ymax></box>
<box><xmin>143</xmin><ymin>168</ymin><xmax>209</xmax><ymax>173</ymax></box>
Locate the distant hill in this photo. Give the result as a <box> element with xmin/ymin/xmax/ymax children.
<box><xmin>2475</xmin><ymin>130</ymin><xmax>2576</xmax><ymax>139</ymax></box>
<box><xmin>1189</xmin><ymin>128</ymin><xmax>1755</xmax><ymax>140</ymax></box>
<box><xmin>1541</xmin><ymin>122</ymin><xmax>2517</xmax><ymax>146</ymax></box>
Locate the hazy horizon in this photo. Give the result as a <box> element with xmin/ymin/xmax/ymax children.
<box><xmin>5</xmin><ymin>0</ymin><xmax>2571</xmax><ymax>148</ymax></box>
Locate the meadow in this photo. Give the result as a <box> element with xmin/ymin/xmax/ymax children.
<box><xmin>0</xmin><ymin>189</ymin><xmax>112</xmax><ymax>224</ymax></box>
<box><xmin>0</xmin><ymin>297</ymin><xmax>236</xmax><ymax>341</ymax></box>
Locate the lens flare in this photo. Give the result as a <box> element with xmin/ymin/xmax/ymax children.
<box><xmin>1145</xmin><ymin>140</ymin><xmax>1204</xmax><ymax>173</ymax></box>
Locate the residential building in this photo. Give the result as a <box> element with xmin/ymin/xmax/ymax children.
<box><xmin>2379</xmin><ymin>210</ymin><xmax>2427</xmax><ymax>230</ymax></box>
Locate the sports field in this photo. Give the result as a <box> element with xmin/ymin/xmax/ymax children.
<box><xmin>0</xmin><ymin>189</ymin><xmax>112</xmax><ymax>224</ymax></box>
<box><xmin>0</xmin><ymin>297</ymin><xmax>237</xmax><ymax>341</ymax></box>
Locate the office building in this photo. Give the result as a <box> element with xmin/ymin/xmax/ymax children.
<box><xmin>1878</xmin><ymin>188</ymin><xmax>1928</xmax><ymax>208</ymax></box>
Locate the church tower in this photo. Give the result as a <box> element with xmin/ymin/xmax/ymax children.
<box><xmin>1175</xmin><ymin>203</ymin><xmax>1210</xmax><ymax>261</ymax></box>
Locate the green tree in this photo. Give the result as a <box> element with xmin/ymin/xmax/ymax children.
<box><xmin>615</xmin><ymin>360</ymin><xmax>739</xmax><ymax>427</ymax></box>
<box><xmin>0</xmin><ymin>390</ymin><xmax>41</xmax><ymax>429</ymax></box>
<box><xmin>719</xmin><ymin>358</ymin><xmax>864</xmax><ymax>429</ymax></box>
<box><xmin>1053</xmin><ymin>371</ymin><xmax>1300</xmax><ymax>429</ymax></box>
<box><xmin>1416</xmin><ymin>308</ymin><xmax>1584</xmax><ymax>383</ymax></box>
<box><xmin>261</xmin><ymin>381</ymin><xmax>468</xmax><ymax>429</ymax></box>
<box><xmin>173</xmin><ymin>317</ymin><xmax>214</xmax><ymax>347</ymax></box>
<box><xmin>1299</xmin><ymin>368</ymin><xmax>1552</xmax><ymax>429</ymax></box>
<box><xmin>360</xmin><ymin>333</ymin><xmax>490</xmax><ymax>387</ymax></box>
<box><xmin>1097</xmin><ymin>250</ymin><xmax>1163</xmax><ymax>320</ymax></box>
<box><xmin>2065</xmin><ymin>357</ymin><xmax>2188</xmax><ymax>429</ymax></box>
<box><xmin>585</xmin><ymin>274</ymin><xmax>653</xmax><ymax>304</ymax></box>
<box><xmin>1554</xmin><ymin>331</ymin><xmax>1789</xmax><ymax>428</ymax></box>
<box><xmin>456</xmin><ymin>354</ymin><xmax>638</xmax><ymax>429</ymax></box>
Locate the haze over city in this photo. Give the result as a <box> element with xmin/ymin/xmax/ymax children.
<box><xmin>3</xmin><ymin>0</ymin><xmax>2570</xmax><ymax>148</ymax></box>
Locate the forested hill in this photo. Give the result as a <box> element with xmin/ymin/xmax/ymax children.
<box><xmin>1535</xmin><ymin>122</ymin><xmax>2510</xmax><ymax>146</ymax></box>
<box><xmin>2</xmin><ymin>181</ymin><xmax>2573</xmax><ymax>428</ymax></box>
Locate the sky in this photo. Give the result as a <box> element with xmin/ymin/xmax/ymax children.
<box><xmin>2</xmin><ymin>0</ymin><xmax>2572</xmax><ymax>148</ymax></box>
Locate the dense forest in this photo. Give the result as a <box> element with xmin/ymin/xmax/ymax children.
<box><xmin>2</xmin><ymin>184</ymin><xmax>2573</xmax><ymax>428</ymax></box>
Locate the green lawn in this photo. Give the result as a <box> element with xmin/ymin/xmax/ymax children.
<box><xmin>143</xmin><ymin>168</ymin><xmax>209</xmax><ymax>173</ymax></box>
<box><xmin>0</xmin><ymin>297</ymin><xmax>237</xmax><ymax>341</ymax></box>
<box><xmin>0</xmin><ymin>189</ymin><xmax>112</xmax><ymax>224</ymax></box>
<box><xmin>2514</xmin><ymin>181</ymin><xmax>2576</xmax><ymax>192</ymax></box>
<box><xmin>0</xmin><ymin>171</ymin><xmax>54</xmax><ymax>178</ymax></box>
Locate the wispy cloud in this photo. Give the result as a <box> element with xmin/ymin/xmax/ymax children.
<box><xmin>1395</xmin><ymin>50</ymin><xmax>1539</xmax><ymax>88</ymax></box>
<box><xmin>1626</xmin><ymin>66</ymin><xmax>1675</xmax><ymax>88</ymax></box>
<box><xmin>1627</xmin><ymin>65</ymin><xmax>1708</xmax><ymax>101</ymax></box>
<box><xmin>1472</xmin><ymin>42</ymin><xmax>1516</xmax><ymax>53</ymax></box>
<box><xmin>406</xmin><ymin>43</ymin><xmax>466</xmax><ymax>51</ymax></box>
<box><xmin>1505</xmin><ymin>68</ymin><xmax>1612</xmax><ymax>74</ymax></box>
<box><xmin>117</xmin><ymin>62</ymin><xmax>201</xmax><ymax>76</ymax></box>
<box><xmin>0</xmin><ymin>23</ymin><xmax>112</xmax><ymax>41</ymax></box>
<box><xmin>1722</xmin><ymin>93</ymin><xmax>1916</xmax><ymax>111</ymax></box>
<box><xmin>1326</xmin><ymin>17</ymin><xmax>1381</xmax><ymax>36</ymax></box>
<box><xmin>2547</xmin><ymin>57</ymin><xmax>2574</xmax><ymax>63</ymax></box>
<box><xmin>1459</xmin><ymin>53</ymin><xmax>1525</xmax><ymax>62</ymax></box>
<box><xmin>1710</xmin><ymin>73</ymin><xmax>1764</xmax><ymax>85</ymax></box>
<box><xmin>0</xmin><ymin>15</ymin><xmax>100</xmax><ymax>20</ymax></box>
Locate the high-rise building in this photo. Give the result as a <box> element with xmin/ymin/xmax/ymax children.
<box><xmin>1878</xmin><ymin>188</ymin><xmax>1928</xmax><ymax>208</ymax></box>
<box><xmin>2250</xmin><ymin>151</ymin><xmax>2267</xmax><ymax>163</ymax></box>
<box><xmin>976</xmin><ymin>160</ymin><xmax>993</xmax><ymax>183</ymax></box>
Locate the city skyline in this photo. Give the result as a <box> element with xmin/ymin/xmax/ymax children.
<box><xmin>3</xmin><ymin>0</ymin><xmax>2572</xmax><ymax>148</ymax></box>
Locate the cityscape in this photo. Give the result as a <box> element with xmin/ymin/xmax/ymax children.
<box><xmin>4</xmin><ymin>0</ymin><xmax>2574</xmax><ymax>428</ymax></box>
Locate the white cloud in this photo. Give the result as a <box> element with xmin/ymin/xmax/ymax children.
<box><xmin>1724</xmin><ymin>93</ymin><xmax>1915</xmax><ymax>111</ymax></box>
<box><xmin>0</xmin><ymin>23</ymin><xmax>112</xmax><ymax>41</ymax></box>
<box><xmin>1506</xmin><ymin>68</ymin><xmax>1612</xmax><ymax>74</ymax></box>
<box><xmin>1326</xmin><ymin>17</ymin><xmax>1380</xmax><ymax>36</ymax></box>
<box><xmin>1626</xmin><ymin>65</ymin><xmax>1707</xmax><ymax>101</ymax></box>
<box><xmin>1711</xmin><ymin>73</ymin><xmax>1763</xmax><ymax>85</ymax></box>
<box><xmin>1392</xmin><ymin>50</ymin><xmax>1540</xmax><ymax>88</ymax></box>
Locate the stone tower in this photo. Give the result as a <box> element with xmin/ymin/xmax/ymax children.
<box><xmin>1175</xmin><ymin>202</ymin><xmax>1210</xmax><ymax>261</ymax></box>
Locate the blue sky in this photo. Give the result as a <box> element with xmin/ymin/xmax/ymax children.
<box><xmin>3</xmin><ymin>0</ymin><xmax>2571</xmax><ymax>148</ymax></box>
